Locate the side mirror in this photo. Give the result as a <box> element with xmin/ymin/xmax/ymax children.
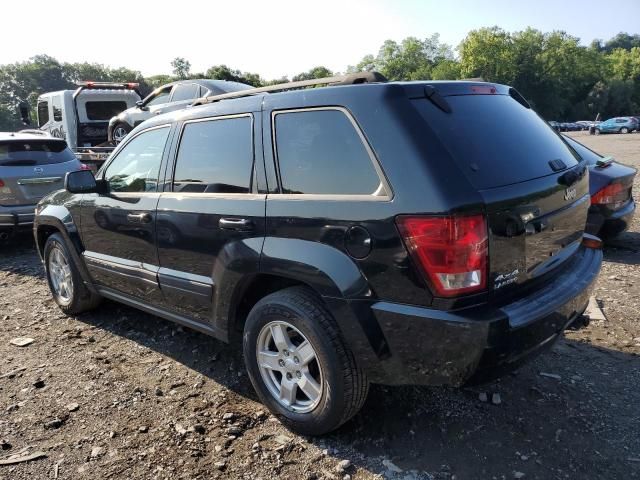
<box><xmin>18</xmin><ymin>101</ymin><xmax>31</xmax><ymax>126</ymax></box>
<box><xmin>136</xmin><ymin>100</ymin><xmax>148</xmax><ymax>111</ymax></box>
<box><xmin>65</xmin><ymin>170</ymin><xmax>104</xmax><ymax>194</ymax></box>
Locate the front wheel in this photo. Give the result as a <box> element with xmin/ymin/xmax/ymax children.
<box><xmin>44</xmin><ymin>233</ymin><xmax>101</xmax><ymax>315</ymax></box>
<box><xmin>111</xmin><ymin>123</ymin><xmax>131</xmax><ymax>144</ymax></box>
<box><xmin>594</xmin><ymin>128</ymin><xmax>601</xmax><ymax>135</ymax></box>
<box><xmin>243</xmin><ymin>287</ymin><xmax>369</xmax><ymax>435</ymax></box>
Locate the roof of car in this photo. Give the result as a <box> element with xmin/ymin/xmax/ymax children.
<box><xmin>162</xmin><ymin>78</ymin><xmax>253</xmax><ymax>91</ymax></box>
<box><xmin>0</xmin><ymin>131</ymin><xmax>65</xmax><ymax>142</ymax></box>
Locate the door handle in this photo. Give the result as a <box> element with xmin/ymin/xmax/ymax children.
<box><xmin>127</xmin><ymin>213</ymin><xmax>152</xmax><ymax>224</ymax></box>
<box><xmin>219</xmin><ymin>217</ymin><xmax>254</xmax><ymax>231</ymax></box>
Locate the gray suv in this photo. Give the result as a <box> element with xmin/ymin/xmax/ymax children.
<box><xmin>0</xmin><ymin>132</ymin><xmax>83</xmax><ymax>240</ymax></box>
<box><xmin>107</xmin><ymin>79</ymin><xmax>253</xmax><ymax>143</ymax></box>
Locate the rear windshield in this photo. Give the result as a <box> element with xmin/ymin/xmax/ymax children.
<box><xmin>562</xmin><ymin>135</ymin><xmax>601</xmax><ymax>166</ymax></box>
<box><xmin>412</xmin><ymin>94</ymin><xmax>580</xmax><ymax>189</ymax></box>
<box><xmin>85</xmin><ymin>101</ymin><xmax>128</xmax><ymax>120</ymax></box>
<box><xmin>0</xmin><ymin>140</ymin><xmax>76</xmax><ymax>166</ymax></box>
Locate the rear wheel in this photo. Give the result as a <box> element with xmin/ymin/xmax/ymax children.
<box><xmin>111</xmin><ymin>123</ymin><xmax>131</xmax><ymax>144</ymax></box>
<box><xmin>594</xmin><ymin>128</ymin><xmax>601</xmax><ymax>135</ymax></box>
<box><xmin>620</xmin><ymin>127</ymin><xmax>629</xmax><ymax>134</ymax></box>
<box><xmin>243</xmin><ymin>287</ymin><xmax>369</xmax><ymax>435</ymax></box>
<box><xmin>44</xmin><ymin>233</ymin><xmax>101</xmax><ymax>315</ymax></box>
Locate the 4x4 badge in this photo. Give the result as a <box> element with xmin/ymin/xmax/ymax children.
<box><xmin>564</xmin><ymin>187</ymin><xmax>577</xmax><ymax>201</ymax></box>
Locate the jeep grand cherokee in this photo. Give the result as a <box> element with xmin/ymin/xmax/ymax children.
<box><xmin>34</xmin><ymin>72</ymin><xmax>602</xmax><ymax>435</ymax></box>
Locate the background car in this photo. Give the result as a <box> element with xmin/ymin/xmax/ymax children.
<box><xmin>595</xmin><ymin>117</ymin><xmax>639</xmax><ymax>135</ymax></box>
<box><xmin>0</xmin><ymin>132</ymin><xmax>84</xmax><ymax>240</ymax></box>
<box><xmin>107</xmin><ymin>79</ymin><xmax>254</xmax><ymax>143</ymax></box>
<box><xmin>563</xmin><ymin>135</ymin><xmax>636</xmax><ymax>239</ymax></box>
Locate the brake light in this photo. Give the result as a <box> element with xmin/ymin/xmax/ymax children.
<box><xmin>470</xmin><ymin>85</ymin><xmax>496</xmax><ymax>94</ymax></box>
<box><xmin>126</xmin><ymin>83</ymin><xmax>139</xmax><ymax>89</ymax></box>
<box><xmin>396</xmin><ymin>214</ymin><xmax>488</xmax><ymax>297</ymax></box>
<box><xmin>86</xmin><ymin>81</ymin><xmax>95</xmax><ymax>88</ymax></box>
<box><xmin>0</xmin><ymin>179</ymin><xmax>4</xmax><ymax>187</ymax></box>
<box><xmin>79</xmin><ymin>163</ymin><xmax>91</xmax><ymax>171</ymax></box>
<box><xmin>591</xmin><ymin>183</ymin><xmax>629</xmax><ymax>208</ymax></box>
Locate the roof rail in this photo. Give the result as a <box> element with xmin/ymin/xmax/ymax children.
<box><xmin>192</xmin><ymin>71</ymin><xmax>387</xmax><ymax>106</ymax></box>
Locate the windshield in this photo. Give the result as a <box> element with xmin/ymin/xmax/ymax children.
<box><xmin>412</xmin><ymin>94</ymin><xmax>581</xmax><ymax>189</ymax></box>
<box><xmin>0</xmin><ymin>140</ymin><xmax>76</xmax><ymax>166</ymax></box>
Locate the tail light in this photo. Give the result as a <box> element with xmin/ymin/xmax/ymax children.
<box><xmin>591</xmin><ymin>183</ymin><xmax>630</xmax><ymax>208</ymax></box>
<box><xmin>396</xmin><ymin>214</ymin><xmax>488</xmax><ymax>297</ymax></box>
<box><xmin>79</xmin><ymin>163</ymin><xmax>91</xmax><ymax>171</ymax></box>
<box><xmin>0</xmin><ymin>179</ymin><xmax>4</xmax><ymax>187</ymax></box>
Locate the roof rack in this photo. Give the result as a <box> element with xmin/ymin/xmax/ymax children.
<box><xmin>192</xmin><ymin>71</ymin><xmax>387</xmax><ymax>106</ymax></box>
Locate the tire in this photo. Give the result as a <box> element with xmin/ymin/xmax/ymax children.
<box><xmin>44</xmin><ymin>233</ymin><xmax>101</xmax><ymax>315</ymax></box>
<box><xmin>620</xmin><ymin>127</ymin><xmax>629</xmax><ymax>134</ymax></box>
<box><xmin>594</xmin><ymin>128</ymin><xmax>601</xmax><ymax>135</ymax></box>
<box><xmin>111</xmin><ymin>123</ymin><xmax>131</xmax><ymax>144</ymax></box>
<box><xmin>243</xmin><ymin>287</ymin><xmax>369</xmax><ymax>435</ymax></box>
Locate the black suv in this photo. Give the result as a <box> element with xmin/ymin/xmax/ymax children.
<box><xmin>34</xmin><ymin>73</ymin><xmax>602</xmax><ymax>435</ymax></box>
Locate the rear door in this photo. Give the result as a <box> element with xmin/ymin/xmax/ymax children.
<box><xmin>80</xmin><ymin>125</ymin><xmax>171</xmax><ymax>302</ymax></box>
<box><xmin>0</xmin><ymin>139</ymin><xmax>79</xmax><ymax>207</ymax></box>
<box><xmin>155</xmin><ymin>112</ymin><xmax>265</xmax><ymax>326</ymax></box>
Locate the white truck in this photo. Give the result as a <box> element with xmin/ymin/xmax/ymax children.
<box><xmin>19</xmin><ymin>82</ymin><xmax>141</xmax><ymax>169</ymax></box>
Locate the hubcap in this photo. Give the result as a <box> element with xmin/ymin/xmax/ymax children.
<box><xmin>48</xmin><ymin>246</ymin><xmax>73</xmax><ymax>304</ymax></box>
<box><xmin>256</xmin><ymin>321</ymin><xmax>323</xmax><ymax>413</ymax></box>
<box><xmin>113</xmin><ymin>127</ymin><xmax>128</xmax><ymax>143</ymax></box>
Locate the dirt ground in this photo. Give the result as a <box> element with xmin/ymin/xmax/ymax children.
<box><xmin>0</xmin><ymin>131</ymin><xmax>639</xmax><ymax>480</ymax></box>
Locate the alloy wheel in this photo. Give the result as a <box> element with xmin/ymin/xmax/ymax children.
<box><xmin>256</xmin><ymin>320</ymin><xmax>323</xmax><ymax>413</ymax></box>
<box><xmin>48</xmin><ymin>246</ymin><xmax>73</xmax><ymax>304</ymax></box>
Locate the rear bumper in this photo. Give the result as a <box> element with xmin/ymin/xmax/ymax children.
<box><xmin>347</xmin><ymin>245</ymin><xmax>602</xmax><ymax>386</ymax></box>
<box><xmin>586</xmin><ymin>200</ymin><xmax>636</xmax><ymax>238</ymax></box>
<box><xmin>0</xmin><ymin>205</ymin><xmax>37</xmax><ymax>232</ymax></box>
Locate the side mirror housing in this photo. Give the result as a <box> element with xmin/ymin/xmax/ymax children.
<box><xmin>18</xmin><ymin>101</ymin><xmax>31</xmax><ymax>126</ymax></box>
<box><xmin>65</xmin><ymin>170</ymin><xmax>106</xmax><ymax>194</ymax></box>
<box><xmin>136</xmin><ymin>100</ymin><xmax>148</xmax><ymax>111</ymax></box>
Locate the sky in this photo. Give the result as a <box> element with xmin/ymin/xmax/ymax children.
<box><xmin>1</xmin><ymin>0</ymin><xmax>639</xmax><ymax>79</ymax></box>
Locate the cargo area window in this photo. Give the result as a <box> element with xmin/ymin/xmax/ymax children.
<box><xmin>273</xmin><ymin>109</ymin><xmax>384</xmax><ymax>196</ymax></box>
<box><xmin>173</xmin><ymin>116</ymin><xmax>253</xmax><ymax>194</ymax></box>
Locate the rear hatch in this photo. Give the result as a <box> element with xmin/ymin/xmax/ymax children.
<box><xmin>0</xmin><ymin>138</ymin><xmax>79</xmax><ymax>206</ymax></box>
<box><xmin>411</xmin><ymin>83</ymin><xmax>589</xmax><ymax>299</ymax></box>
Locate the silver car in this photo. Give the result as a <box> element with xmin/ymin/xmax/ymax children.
<box><xmin>107</xmin><ymin>79</ymin><xmax>253</xmax><ymax>144</ymax></box>
<box><xmin>0</xmin><ymin>132</ymin><xmax>83</xmax><ymax>240</ymax></box>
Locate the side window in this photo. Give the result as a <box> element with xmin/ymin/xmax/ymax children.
<box><xmin>173</xmin><ymin>116</ymin><xmax>253</xmax><ymax>194</ymax></box>
<box><xmin>105</xmin><ymin>127</ymin><xmax>170</xmax><ymax>193</ymax></box>
<box><xmin>171</xmin><ymin>84</ymin><xmax>199</xmax><ymax>102</ymax></box>
<box><xmin>274</xmin><ymin>109</ymin><xmax>384</xmax><ymax>196</ymax></box>
<box><xmin>52</xmin><ymin>97</ymin><xmax>63</xmax><ymax>122</ymax></box>
<box><xmin>145</xmin><ymin>88</ymin><xmax>172</xmax><ymax>107</ymax></box>
<box><xmin>198</xmin><ymin>85</ymin><xmax>209</xmax><ymax>97</ymax></box>
<box><xmin>37</xmin><ymin>101</ymin><xmax>49</xmax><ymax>127</ymax></box>
<box><xmin>616</xmin><ymin>118</ymin><xmax>625</xmax><ymax>123</ymax></box>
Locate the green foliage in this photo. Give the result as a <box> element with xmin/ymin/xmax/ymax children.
<box><xmin>171</xmin><ymin>57</ymin><xmax>191</xmax><ymax>79</ymax></box>
<box><xmin>205</xmin><ymin>65</ymin><xmax>263</xmax><ymax>87</ymax></box>
<box><xmin>292</xmin><ymin>66</ymin><xmax>333</xmax><ymax>82</ymax></box>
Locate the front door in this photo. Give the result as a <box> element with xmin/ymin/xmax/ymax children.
<box><xmin>155</xmin><ymin>113</ymin><xmax>265</xmax><ymax>329</ymax></box>
<box><xmin>80</xmin><ymin>125</ymin><xmax>172</xmax><ymax>302</ymax></box>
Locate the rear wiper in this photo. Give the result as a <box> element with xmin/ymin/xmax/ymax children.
<box><xmin>423</xmin><ymin>85</ymin><xmax>452</xmax><ymax>113</ymax></box>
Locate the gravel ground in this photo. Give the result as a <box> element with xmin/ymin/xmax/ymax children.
<box><xmin>0</xmin><ymin>131</ymin><xmax>639</xmax><ymax>480</ymax></box>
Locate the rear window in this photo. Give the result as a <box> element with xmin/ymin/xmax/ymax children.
<box><xmin>413</xmin><ymin>94</ymin><xmax>580</xmax><ymax>189</ymax></box>
<box><xmin>0</xmin><ymin>140</ymin><xmax>76</xmax><ymax>166</ymax></box>
<box><xmin>85</xmin><ymin>101</ymin><xmax>128</xmax><ymax>121</ymax></box>
<box><xmin>562</xmin><ymin>135</ymin><xmax>601</xmax><ymax>166</ymax></box>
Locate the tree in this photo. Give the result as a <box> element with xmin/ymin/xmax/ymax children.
<box><xmin>292</xmin><ymin>66</ymin><xmax>333</xmax><ymax>82</ymax></box>
<box><xmin>171</xmin><ymin>57</ymin><xmax>191</xmax><ymax>79</ymax></box>
<box><xmin>205</xmin><ymin>65</ymin><xmax>262</xmax><ymax>87</ymax></box>
<box><xmin>458</xmin><ymin>27</ymin><xmax>517</xmax><ymax>83</ymax></box>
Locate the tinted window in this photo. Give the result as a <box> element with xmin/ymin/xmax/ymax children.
<box><xmin>171</xmin><ymin>84</ymin><xmax>199</xmax><ymax>102</ymax></box>
<box><xmin>85</xmin><ymin>101</ymin><xmax>128</xmax><ymax>121</ymax></box>
<box><xmin>146</xmin><ymin>88</ymin><xmax>172</xmax><ymax>107</ymax></box>
<box><xmin>52</xmin><ymin>97</ymin><xmax>63</xmax><ymax>122</ymax></box>
<box><xmin>274</xmin><ymin>110</ymin><xmax>382</xmax><ymax>195</ymax></box>
<box><xmin>0</xmin><ymin>140</ymin><xmax>75</xmax><ymax>166</ymax></box>
<box><xmin>173</xmin><ymin>117</ymin><xmax>253</xmax><ymax>193</ymax></box>
<box><xmin>105</xmin><ymin>127</ymin><xmax>169</xmax><ymax>193</ymax></box>
<box><xmin>412</xmin><ymin>95</ymin><xmax>580</xmax><ymax>189</ymax></box>
<box><xmin>37</xmin><ymin>101</ymin><xmax>49</xmax><ymax>127</ymax></box>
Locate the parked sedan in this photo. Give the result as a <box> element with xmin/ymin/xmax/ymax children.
<box><xmin>0</xmin><ymin>132</ymin><xmax>85</xmax><ymax>240</ymax></box>
<box><xmin>563</xmin><ymin>135</ymin><xmax>636</xmax><ymax>238</ymax></box>
<box><xmin>107</xmin><ymin>79</ymin><xmax>253</xmax><ymax>143</ymax></box>
<box><xmin>594</xmin><ymin>117</ymin><xmax>639</xmax><ymax>135</ymax></box>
